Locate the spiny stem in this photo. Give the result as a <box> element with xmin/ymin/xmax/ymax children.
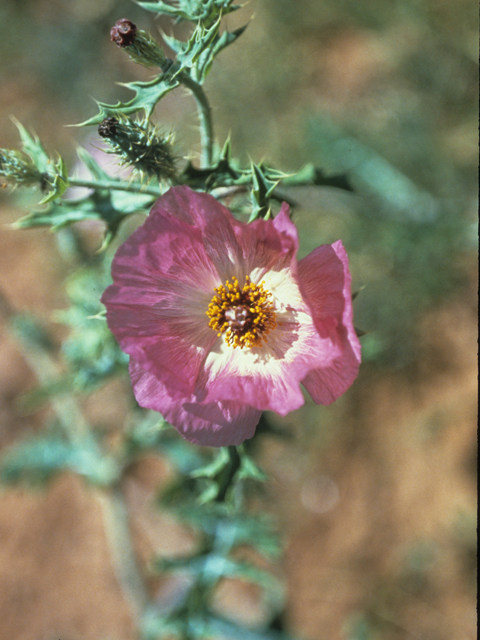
<box><xmin>99</xmin><ymin>483</ymin><xmax>149</xmax><ymax>634</ymax></box>
<box><xmin>158</xmin><ymin>58</ymin><xmax>214</xmax><ymax>169</ymax></box>
<box><xmin>68</xmin><ymin>178</ymin><xmax>163</xmax><ymax>198</ymax></box>
<box><xmin>0</xmin><ymin>293</ymin><xmax>90</xmax><ymax>442</ymax></box>
<box><xmin>2</xmin><ymin>293</ymin><xmax>148</xmax><ymax>633</ymax></box>
<box><xmin>216</xmin><ymin>446</ymin><xmax>241</xmax><ymax>502</ymax></box>
<box><xmin>179</xmin><ymin>73</ymin><xmax>214</xmax><ymax>169</ymax></box>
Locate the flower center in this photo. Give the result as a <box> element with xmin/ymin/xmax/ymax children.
<box><xmin>206</xmin><ymin>276</ymin><xmax>277</xmax><ymax>349</ymax></box>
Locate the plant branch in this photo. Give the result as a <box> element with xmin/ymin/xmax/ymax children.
<box><xmin>99</xmin><ymin>482</ymin><xmax>149</xmax><ymax>632</ymax></box>
<box><xmin>0</xmin><ymin>292</ymin><xmax>90</xmax><ymax>442</ymax></box>
<box><xmin>179</xmin><ymin>73</ymin><xmax>214</xmax><ymax>169</ymax></box>
<box><xmin>215</xmin><ymin>446</ymin><xmax>241</xmax><ymax>502</ymax></box>
<box><xmin>68</xmin><ymin>178</ymin><xmax>163</xmax><ymax>198</ymax></box>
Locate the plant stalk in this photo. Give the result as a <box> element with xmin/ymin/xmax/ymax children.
<box><xmin>216</xmin><ymin>445</ymin><xmax>241</xmax><ymax>502</ymax></box>
<box><xmin>68</xmin><ymin>178</ymin><xmax>163</xmax><ymax>198</ymax></box>
<box><xmin>99</xmin><ymin>482</ymin><xmax>149</xmax><ymax>634</ymax></box>
<box><xmin>179</xmin><ymin>73</ymin><xmax>214</xmax><ymax>169</ymax></box>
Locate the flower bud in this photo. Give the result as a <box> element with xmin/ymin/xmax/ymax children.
<box><xmin>0</xmin><ymin>149</ymin><xmax>44</xmax><ymax>188</ymax></box>
<box><xmin>110</xmin><ymin>19</ymin><xmax>166</xmax><ymax>68</ymax></box>
<box><xmin>98</xmin><ymin>116</ymin><xmax>176</xmax><ymax>181</ymax></box>
<box><xmin>110</xmin><ymin>19</ymin><xmax>137</xmax><ymax>47</ymax></box>
<box><xmin>98</xmin><ymin>117</ymin><xmax>119</xmax><ymax>139</ymax></box>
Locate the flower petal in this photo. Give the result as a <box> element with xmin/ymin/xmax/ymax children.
<box><xmin>298</xmin><ymin>240</ymin><xmax>361</xmax><ymax>404</ymax></box>
<box><xmin>229</xmin><ymin>202</ymin><xmax>299</xmax><ymax>280</ymax></box>
<box><xmin>197</xmin><ymin>264</ymin><xmax>343</xmax><ymax>414</ymax></box>
<box><xmin>129</xmin><ymin>359</ymin><xmax>261</xmax><ymax>446</ymax></box>
<box><xmin>150</xmin><ymin>186</ymin><xmax>245</xmax><ymax>279</ymax></box>
<box><xmin>151</xmin><ymin>191</ymin><xmax>298</xmax><ymax>283</ymax></box>
<box><xmin>101</xmin><ymin>191</ymin><xmax>221</xmax><ymax>395</ymax></box>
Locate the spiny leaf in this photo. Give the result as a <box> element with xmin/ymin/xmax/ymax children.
<box><xmin>137</xmin><ymin>1</ymin><xmax>193</xmax><ymax>20</ymax></box>
<box><xmin>12</xmin><ymin>118</ymin><xmax>50</xmax><ymax>172</ymax></box>
<box><xmin>177</xmin><ymin>18</ymin><xmax>221</xmax><ymax>74</ymax></box>
<box><xmin>14</xmin><ymin>187</ymin><xmax>153</xmax><ymax>248</ymax></box>
<box><xmin>0</xmin><ymin>432</ymin><xmax>119</xmax><ymax>487</ymax></box>
<box><xmin>141</xmin><ymin>610</ymin><xmax>185</xmax><ymax>640</ymax></box>
<box><xmin>207</xmin><ymin>615</ymin><xmax>299</xmax><ymax>640</ymax></box>
<box><xmin>155</xmin><ymin>554</ymin><xmax>277</xmax><ymax>587</ymax></box>
<box><xmin>161</xmin><ymin>31</ymin><xmax>187</xmax><ymax>55</ymax></box>
<box><xmin>208</xmin><ymin>22</ymin><xmax>248</xmax><ymax>62</ymax></box>
<box><xmin>282</xmin><ymin>162</ymin><xmax>354</xmax><ymax>192</ymax></box>
<box><xmin>75</xmin><ymin>146</ymin><xmax>113</xmax><ymax>182</ymax></box>
<box><xmin>39</xmin><ymin>155</ymin><xmax>69</xmax><ymax>204</ymax></box>
<box><xmin>14</xmin><ymin>198</ymin><xmax>113</xmax><ymax>232</ymax></box>
<box><xmin>79</xmin><ymin>75</ymin><xmax>180</xmax><ymax>126</ymax></box>
<box><xmin>176</xmin><ymin>19</ymin><xmax>247</xmax><ymax>83</ymax></box>
<box><xmin>197</xmin><ymin>24</ymin><xmax>248</xmax><ymax>82</ymax></box>
<box><xmin>190</xmin><ymin>447</ymin><xmax>231</xmax><ymax>479</ymax></box>
<box><xmin>249</xmin><ymin>163</ymin><xmax>279</xmax><ymax>221</ymax></box>
<box><xmin>137</xmin><ymin>0</ymin><xmax>242</xmax><ymax>22</ymax></box>
<box><xmin>6</xmin><ymin>119</ymin><xmax>69</xmax><ymax>201</ymax></box>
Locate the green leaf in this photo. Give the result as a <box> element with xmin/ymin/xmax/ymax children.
<box><xmin>161</xmin><ymin>31</ymin><xmax>187</xmax><ymax>55</ymax></box>
<box><xmin>154</xmin><ymin>552</ymin><xmax>277</xmax><ymax>587</ymax></box>
<box><xmin>237</xmin><ymin>449</ymin><xmax>268</xmax><ymax>483</ymax></box>
<box><xmin>176</xmin><ymin>18</ymin><xmax>221</xmax><ymax>77</ymax></box>
<box><xmin>14</xmin><ymin>184</ymin><xmax>153</xmax><ymax>248</ymax></box>
<box><xmin>208</xmin><ymin>22</ymin><xmax>248</xmax><ymax>63</ymax></box>
<box><xmin>39</xmin><ymin>155</ymin><xmax>69</xmax><ymax>204</ymax></box>
<box><xmin>282</xmin><ymin>162</ymin><xmax>353</xmax><ymax>191</ymax></box>
<box><xmin>191</xmin><ymin>447</ymin><xmax>231</xmax><ymax>479</ymax></box>
<box><xmin>249</xmin><ymin>163</ymin><xmax>279</xmax><ymax>221</ymax></box>
<box><xmin>176</xmin><ymin>19</ymin><xmax>247</xmax><ymax>83</ymax></box>
<box><xmin>138</xmin><ymin>0</ymin><xmax>242</xmax><ymax>22</ymax></box>
<box><xmin>220</xmin><ymin>560</ymin><xmax>284</xmax><ymax>608</ymax></box>
<box><xmin>137</xmin><ymin>1</ymin><xmax>193</xmax><ymax>20</ymax></box>
<box><xmin>61</xmin><ymin>322</ymin><xmax>129</xmax><ymax>390</ymax></box>
<box><xmin>0</xmin><ymin>432</ymin><xmax>119</xmax><ymax>487</ymax></box>
<box><xmin>9</xmin><ymin>119</ymin><xmax>70</xmax><ymax>201</ymax></box>
<box><xmin>159</xmin><ymin>496</ymin><xmax>281</xmax><ymax>559</ymax></box>
<box><xmin>10</xmin><ymin>314</ymin><xmax>56</xmax><ymax>353</ymax></box>
<box><xmin>207</xmin><ymin>615</ymin><xmax>299</xmax><ymax>640</ymax></box>
<box><xmin>75</xmin><ymin>146</ymin><xmax>112</xmax><ymax>182</ymax></box>
<box><xmin>17</xmin><ymin>378</ymin><xmax>75</xmax><ymax>413</ymax></box>
<box><xmin>12</xmin><ymin>118</ymin><xmax>50</xmax><ymax>173</ymax></box>
<box><xmin>142</xmin><ymin>613</ymin><xmax>184</xmax><ymax>640</ymax></box>
<box><xmin>79</xmin><ymin>74</ymin><xmax>180</xmax><ymax>125</ymax></box>
<box><xmin>179</xmin><ymin>138</ymin><xmax>242</xmax><ymax>189</ymax></box>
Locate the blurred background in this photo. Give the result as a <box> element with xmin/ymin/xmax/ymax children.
<box><xmin>0</xmin><ymin>0</ymin><xmax>477</xmax><ymax>639</ymax></box>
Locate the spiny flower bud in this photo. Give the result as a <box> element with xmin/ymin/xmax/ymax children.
<box><xmin>110</xmin><ymin>19</ymin><xmax>137</xmax><ymax>47</ymax></box>
<box><xmin>0</xmin><ymin>148</ymin><xmax>44</xmax><ymax>188</ymax></box>
<box><xmin>98</xmin><ymin>116</ymin><xmax>119</xmax><ymax>139</ymax></box>
<box><xmin>97</xmin><ymin>116</ymin><xmax>176</xmax><ymax>181</ymax></box>
<box><xmin>110</xmin><ymin>19</ymin><xmax>166</xmax><ymax>69</ymax></box>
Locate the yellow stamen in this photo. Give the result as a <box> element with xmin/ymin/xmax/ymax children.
<box><xmin>206</xmin><ymin>275</ymin><xmax>277</xmax><ymax>349</ymax></box>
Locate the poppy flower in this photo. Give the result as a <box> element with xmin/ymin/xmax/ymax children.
<box><xmin>101</xmin><ymin>186</ymin><xmax>360</xmax><ymax>446</ymax></box>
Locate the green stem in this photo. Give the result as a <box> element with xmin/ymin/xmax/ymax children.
<box><xmin>1</xmin><ymin>297</ymin><xmax>90</xmax><ymax>442</ymax></box>
<box><xmin>68</xmin><ymin>178</ymin><xmax>163</xmax><ymax>198</ymax></box>
<box><xmin>179</xmin><ymin>73</ymin><xmax>214</xmax><ymax>169</ymax></box>
<box><xmin>216</xmin><ymin>446</ymin><xmax>241</xmax><ymax>502</ymax></box>
<box><xmin>99</xmin><ymin>483</ymin><xmax>149</xmax><ymax>634</ymax></box>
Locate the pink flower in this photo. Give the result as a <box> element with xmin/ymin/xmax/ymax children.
<box><xmin>101</xmin><ymin>186</ymin><xmax>361</xmax><ymax>446</ymax></box>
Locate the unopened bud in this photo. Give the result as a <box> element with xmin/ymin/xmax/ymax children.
<box><xmin>0</xmin><ymin>149</ymin><xmax>44</xmax><ymax>188</ymax></box>
<box><xmin>110</xmin><ymin>19</ymin><xmax>137</xmax><ymax>48</ymax></box>
<box><xmin>110</xmin><ymin>19</ymin><xmax>166</xmax><ymax>69</ymax></box>
<box><xmin>98</xmin><ymin>117</ymin><xmax>119</xmax><ymax>139</ymax></box>
<box><xmin>98</xmin><ymin>116</ymin><xmax>176</xmax><ymax>181</ymax></box>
